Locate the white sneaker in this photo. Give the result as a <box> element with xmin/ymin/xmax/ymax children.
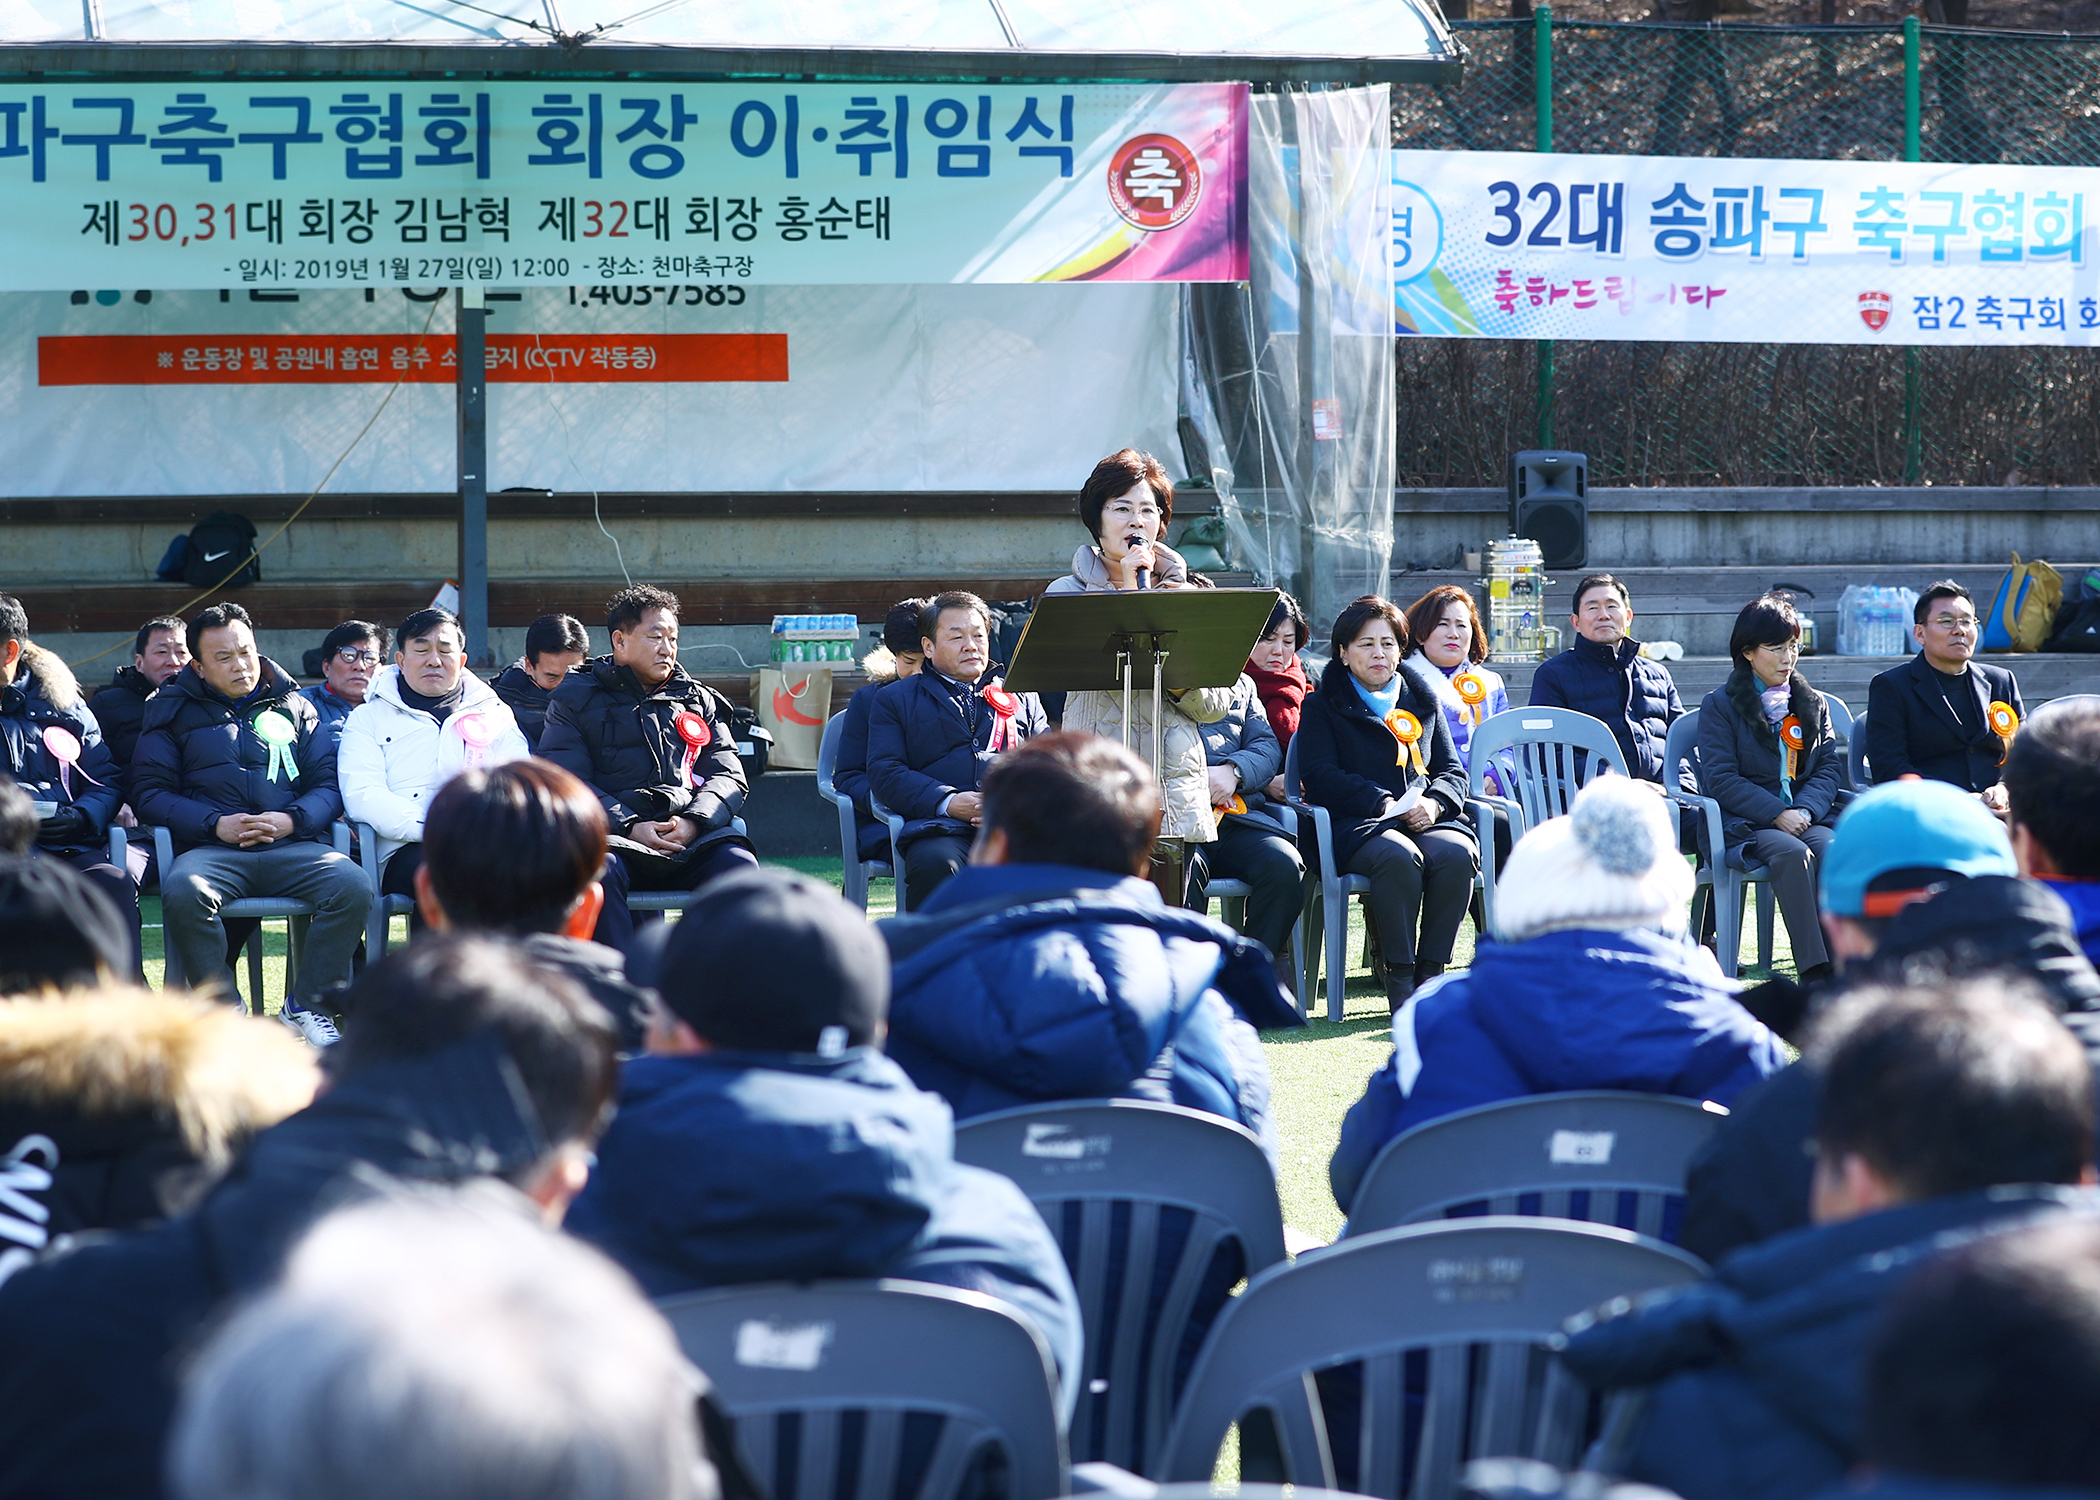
<box><xmin>280</xmin><ymin>1001</ymin><xmax>341</xmax><ymax>1048</ymax></box>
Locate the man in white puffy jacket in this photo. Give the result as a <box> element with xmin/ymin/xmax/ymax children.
<box><xmin>338</xmin><ymin>608</ymin><xmax>529</xmax><ymax>931</ymax></box>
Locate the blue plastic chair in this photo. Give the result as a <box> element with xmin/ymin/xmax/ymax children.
<box><xmin>1281</xmin><ymin>734</ymin><xmax>1372</xmax><ymax>1021</ymax></box>
<box><xmin>1662</xmin><ymin>709</ymin><xmax>1772</xmax><ymax>979</ymax></box>
<box><xmin>1465</xmin><ymin>707</ymin><xmax>1628</xmax><ymax>938</ymax></box>
<box><xmin>1153</xmin><ymin>1219</ymin><xmax>1708</xmax><ymax>1499</ymax></box>
<box><xmin>1340</xmin><ymin>1091</ymin><xmax>1727</xmax><ymax>1245</ymax></box>
<box><xmin>354</xmin><ymin>820</ymin><xmax>415</xmax><ymax>957</ymax></box>
<box><xmin>817</xmin><ymin>711</ymin><xmax>894</xmax><ymax>912</ymax></box>
<box><xmin>657</xmin><ymin>1279</ymin><xmax>1068</xmax><ymax>1500</ymax></box>
<box><xmin>954</xmin><ymin>1099</ymin><xmax>1287</xmax><ymax>1476</ymax></box>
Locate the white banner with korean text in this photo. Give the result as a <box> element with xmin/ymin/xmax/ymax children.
<box><xmin>0</xmin><ymin>82</ymin><xmax>1248</xmax><ymax>290</ymax></box>
<box><xmin>1391</xmin><ymin>147</ymin><xmax>2100</xmax><ymax>345</ymax></box>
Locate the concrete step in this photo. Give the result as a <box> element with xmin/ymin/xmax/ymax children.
<box><xmin>1390</xmin><ymin>563</ymin><xmax>2100</xmax><ymax>659</ymax></box>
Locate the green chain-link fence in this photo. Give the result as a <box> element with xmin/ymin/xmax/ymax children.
<box><xmin>1394</xmin><ymin>19</ymin><xmax>2100</xmax><ymax>487</ymax></box>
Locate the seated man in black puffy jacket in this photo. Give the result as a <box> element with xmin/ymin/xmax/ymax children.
<box><xmin>566</xmin><ymin>867</ymin><xmax>1084</xmax><ymax>1411</ymax></box>
<box><xmin>130</xmin><ymin>602</ymin><xmax>371</xmax><ymax>1045</ymax></box>
<box><xmin>868</xmin><ymin>591</ymin><xmax>1046</xmax><ymax>910</ymax></box>
<box><xmin>1</xmin><ymin>595</ymin><xmax>138</xmax><ymax>974</ymax></box>
<box><xmin>1527</xmin><ymin>573</ymin><xmax>1684</xmax><ymax>784</ymax></box>
<box><xmin>539</xmin><ymin>586</ymin><xmax>757</xmax><ymax>953</ymax></box>
<box><xmin>87</xmin><ymin>614</ymin><xmax>189</xmax><ymax>772</ymax></box>
<box><xmin>489</xmin><ymin>612</ymin><xmax>589</xmax><ymax>753</ymax></box>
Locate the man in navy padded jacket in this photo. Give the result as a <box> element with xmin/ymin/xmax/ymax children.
<box><xmin>129</xmin><ymin>602</ymin><xmax>369</xmax><ymax>1042</ymax></box>
<box><xmin>878</xmin><ymin>732</ymin><xmax>1300</xmax><ymax>1156</ymax></box>
<box><xmin>566</xmin><ymin>866</ymin><xmax>1083</xmax><ymax>1410</ymax></box>
<box><xmin>1528</xmin><ymin>573</ymin><xmax>1684</xmax><ymax>783</ymax></box>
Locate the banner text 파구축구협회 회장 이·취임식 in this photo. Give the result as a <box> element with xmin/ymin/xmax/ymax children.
<box><xmin>1392</xmin><ymin>147</ymin><xmax>2100</xmax><ymax>346</ymax></box>
<box><xmin>0</xmin><ymin>82</ymin><xmax>1248</xmax><ymax>289</ymax></box>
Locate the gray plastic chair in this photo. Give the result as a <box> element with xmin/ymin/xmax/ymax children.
<box><xmin>954</xmin><ymin>1099</ymin><xmax>1288</xmax><ymax>1477</ymax></box>
<box><xmin>817</xmin><ymin>711</ymin><xmax>894</xmax><ymax>912</ymax></box>
<box><xmin>148</xmin><ymin>821</ymin><xmax>353</xmax><ymax>1011</ymax></box>
<box><xmin>1465</xmin><ymin>708</ymin><xmax>1627</xmax><ymax>940</ymax></box>
<box><xmin>657</xmin><ymin>1279</ymin><xmax>1067</xmax><ymax>1500</ymax></box>
<box><xmin>355</xmin><ymin>820</ymin><xmax>415</xmax><ymax>957</ymax></box>
<box><xmin>1848</xmin><ymin>708</ymin><xmax>1871</xmax><ymax>790</ymax></box>
<box><xmin>1154</xmin><ymin>1219</ymin><xmax>1708</xmax><ymax>1500</ymax></box>
<box><xmin>1661</xmin><ymin>709</ymin><xmax>1772</xmax><ymax>978</ymax></box>
<box><xmin>867</xmin><ymin>784</ymin><xmax>914</xmax><ymax>915</ymax></box>
<box><xmin>1340</xmin><ymin>1092</ymin><xmax>1727</xmax><ymax>1244</ymax></box>
<box><xmin>1282</xmin><ymin>733</ymin><xmax>1372</xmax><ymax>1021</ymax></box>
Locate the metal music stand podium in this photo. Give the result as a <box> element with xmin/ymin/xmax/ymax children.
<box><xmin>1003</xmin><ymin>585</ymin><xmax>1281</xmax><ymax>777</ymax></box>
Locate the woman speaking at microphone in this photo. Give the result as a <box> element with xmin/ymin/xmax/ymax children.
<box><xmin>1043</xmin><ymin>448</ymin><xmax>1232</xmax><ymax>896</ymax></box>
<box><xmin>1298</xmin><ymin>594</ymin><xmax>1479</xmax><ymax>1011</ymax></box>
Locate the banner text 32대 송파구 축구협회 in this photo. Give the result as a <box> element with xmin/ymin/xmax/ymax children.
<box><xmin>1392</xmin><ymin>147</ymin><xmax>2100</xmax><ymax>346</ymax></box>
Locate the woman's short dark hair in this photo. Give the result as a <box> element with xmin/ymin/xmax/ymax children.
<box><xmin>980</xmin><ymin>732</ymin><xmax>1159</xmax><ymax>875</ymax></box>
<box><xmin>1403</xmin><ymin>585</ymin><xmax>1489</xmax><ymax>664</ymax></box>
<box><xmin>881</xmin><ymin>598</ymin><xmax>934</xmax><ymax>656</ymax></box>
<box><xmin>1262</xmin><ymin>592</ymin><xmax>1308</xmax><ymax>651</ymax></box>
<box><xmin>1078</xmin><ymin>449</ymin><xmax>1174</xmax><ymax>543</ymax></box>
<box><xmin>1728</xmin><ymin>594</ymin><xmax>1802</xmax><ymax>666</ymax></box>
<box><xmin>1329</xmin><ymin>595</ymin><xmax>1408</xmax><ymax>658</ymax></box>
<box><xmin>423</xmin><ymin>761</ymin><xmax>610</xmax><ymax>937</ymax></box>
<box><xmin>525</xmin><ymin>614</ymin><xmax>588</xmax><ymax>664</ymax></box>
<box><xmin>393</xmin><ymin>609</ymin><xmax>460</xmax><ymax>653</ymax></box>
<box><xmin>187</xmin><ymin>602</ymin><xmax>254</xmax><ymax>654</ymax></box>
<box><xmin>606</xmin><ymin>585</ymin><xmax>679</xmax><ymax>635</ymax></box>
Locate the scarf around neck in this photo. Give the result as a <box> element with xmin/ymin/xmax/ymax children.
<box><xmin>1351</xmin><ymin>673</ymin><xmax>1402</xmax><ymax>719</ymax></box>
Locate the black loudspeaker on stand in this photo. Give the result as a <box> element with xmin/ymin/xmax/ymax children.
<box><xmin>1508</xmin><ymin>450</ymin><xmax>1588</xmax><ymax>569</ymax></box>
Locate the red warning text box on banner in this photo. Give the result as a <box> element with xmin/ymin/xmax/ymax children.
<box><xmin>37</xmin><ymin>333</ymin><xmax>789</xmax><ymax>385</ymax></box>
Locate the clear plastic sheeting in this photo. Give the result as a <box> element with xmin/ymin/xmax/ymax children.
<box><xmin>0</xmin><ymin>0</ymin><xmax>1458</xmax><ymax>71</ymax></box>
<box><xmin>1182</xmin><ymin>85</ymin><xmax>1394</xmax><ymax>638</ymax></box>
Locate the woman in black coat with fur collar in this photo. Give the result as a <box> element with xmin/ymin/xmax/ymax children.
<box><xmin>1696</xmin><ymin>595</ymin><xmax>1845</xmax><ymax>979</ymax></box>
<box><xmin>1296</xmin><ymin>595</ymin><xmax>1479</xmax><ymax>1010</ymax></box>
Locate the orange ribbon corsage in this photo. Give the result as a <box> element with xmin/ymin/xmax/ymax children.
<box><xmin>1454</xmin><ymin>672</ymin><xmax>1489</xmax><ymax>725</ymax></box>
<box><xmin>1386</xmin><ymin>708</ymin><xmax>1427</xmax><ymax>774</ymax></box>
<box><xmin>1989</xmin><ymin>700</ymin><xmax>2020</xmax><ymax>762</ymax></box>
<box><xmin>1780</xmin><ymin>715</ymin><xmax>1805</xmax><ymax>780</ymax></box>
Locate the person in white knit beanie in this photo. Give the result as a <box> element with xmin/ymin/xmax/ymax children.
<box><xmin>1329</xmin><ymin>775</ymin><xmax>1788</xmax><ymax>1218</ymax></box>
<box><xmin>1492</xmin><ymin>774</ymin><xmax>1695</xmax><ymax>943</ymax></box>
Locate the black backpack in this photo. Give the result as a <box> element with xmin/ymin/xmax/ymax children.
<box><xmin>180</xmin><ymin>510</ymin><xmax>261</xmax><ymax>589</ymax></box>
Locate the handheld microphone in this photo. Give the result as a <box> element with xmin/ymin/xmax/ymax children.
<box><xmin>1129</xmin><ymin>534</ymin><xmax>1151</xmax><ymax>590</ymax></box>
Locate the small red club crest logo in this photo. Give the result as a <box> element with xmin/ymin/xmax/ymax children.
<box><xmin>1858</xmin><ymin>290</ymin><xmax>1892</xmax><ymax>332</ymax></box>
<box><xmin>1107</xmin><ymin>134</ymin><xmax>1203</xmax><ymax>231</ymax></box>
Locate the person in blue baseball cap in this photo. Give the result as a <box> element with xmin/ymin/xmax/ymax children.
<box><xmin>1675</xmin><ymin>775</ymin><xmax>2100</xmax><ymax>1269</ymax></box>
<box><xmin>1816</xmin><ymin>778</ymin><xmax>2022</xmax><ymax>965</ymax></box>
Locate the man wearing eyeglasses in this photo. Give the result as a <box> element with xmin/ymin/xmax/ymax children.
<box><xmin>1865</xmin><ymin>581</ymin><xmax>2025</xmax><ymax>811</ymax></box>
<box><xmin>299</xmin><ymin>621</ymin><xmax>388</xmax><ymax>748</ymax></box>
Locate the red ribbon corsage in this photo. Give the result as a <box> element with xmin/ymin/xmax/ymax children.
<box><xmin>674</xmin><ymin>710</ymin><xmax>712</xmax><ymax>787</ymax></box>
<box><xmin>983</xmin><ymin>684</ymin><xmax>1019</xmax><ymax>751</ymax></box>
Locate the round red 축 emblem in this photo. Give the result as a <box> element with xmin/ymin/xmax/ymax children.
<box><xmin>1107</xmin><ymin>134</ymin><xmax>1203</xmax><ymax>232</ymax></box>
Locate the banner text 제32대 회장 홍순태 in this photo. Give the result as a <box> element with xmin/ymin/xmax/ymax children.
<box><xmin>0</xmin><ymin>82</ymin><xmax>1249</xmax><ymax>290</ymax></box>
<box><xmin>1392</xmin><ymin>147</ymin><xmax>2100</xmax><ymax>346</ymax></box>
